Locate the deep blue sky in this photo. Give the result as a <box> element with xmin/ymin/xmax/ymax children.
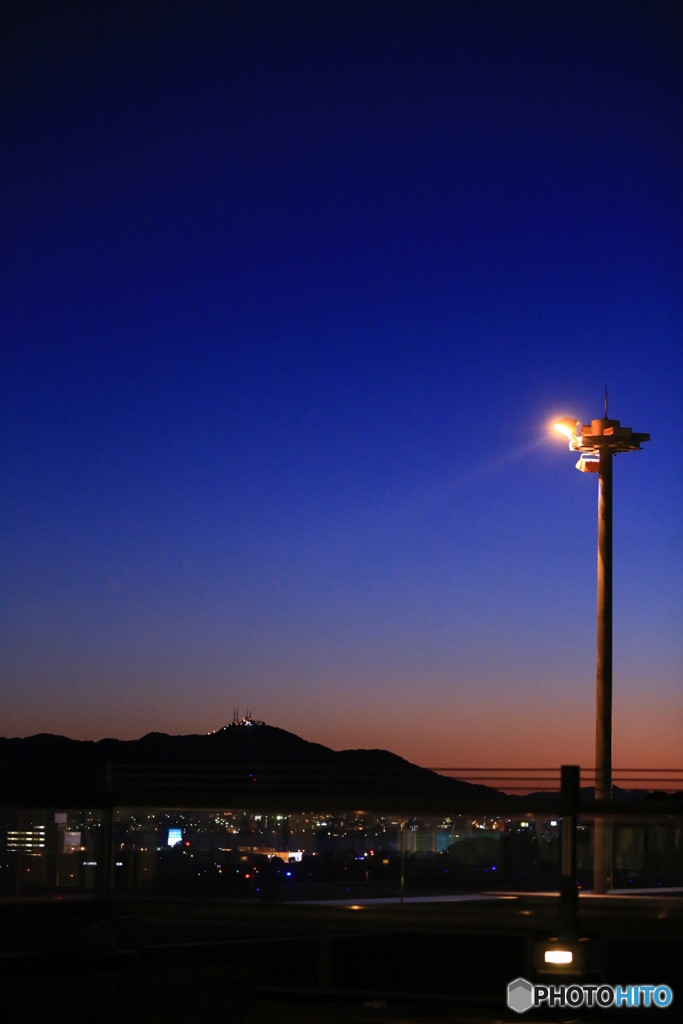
<box><xmin>1</xmin><ymin>1</ymin><xmax>681</xmax><ymax>765</ymax></box>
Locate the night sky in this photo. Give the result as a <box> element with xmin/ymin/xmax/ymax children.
<box><xmin>1</xmin><ymin>2</ymin><xmax>681</xmax><ymax>767</ymax></box>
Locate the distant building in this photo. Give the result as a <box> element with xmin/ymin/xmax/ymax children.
<box><xmin>238</xmin><ymin>846</ymin><xmax>303</xmax><ymax>862</ymax></box>
<box><xmin>63</xmin><ymin>831</ymin><xmax>83</xmax><ymax>851</ymax></box>
<box><xmin>6</xmin><ymin>826</ymin><xmax>46</xmax><ymax>851</ymax></box>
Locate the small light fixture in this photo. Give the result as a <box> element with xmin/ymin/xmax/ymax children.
<box><xmin>552</xmin><ymin>417</ymin><xmax>580</xmax><ymax>440</ymax></box>
<box><xmin>544</xmin><ymin>949</ymin><xmax>573</xmax><ymax>965</ymax></box>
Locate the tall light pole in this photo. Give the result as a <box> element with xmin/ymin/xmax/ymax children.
<box><xmin>553</xmin><ymin>393</ymin><xmax>649</xmax><ymax>893</ymax></box>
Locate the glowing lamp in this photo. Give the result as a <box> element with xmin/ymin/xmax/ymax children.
<box><xmin>544</xmin><ymin>949</ymin><xmax>573</xmax><ymax>965</ymax></box>
<box><xmin>553</xmin><ymin>417</ymin><xmax>580</xmax><ymax>440</ymax></box>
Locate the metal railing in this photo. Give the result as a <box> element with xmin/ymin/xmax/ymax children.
<box><xmin>429</xmin><ymin>767</ymin><xmax>683</xmax><ymax>794</ymax></box>
<box><xmin>1</xmin><ymin>763</ymin><xmax>681</xmax><ymax>810</ymax></box>
<box><xmin>2</xmin><ymin>765</ymin><xmax>682</xmax><ymax>913</ymax></box>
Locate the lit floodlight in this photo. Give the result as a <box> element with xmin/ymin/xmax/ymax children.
<box><xmin>553</xmin><ymin>417</ymin><xmax>580</xmax><ymax>440</ymax></box>
<box><xmin>544</xmin><ymin>949</ymin><xmax>573</xmax><ymax>965</ymax></box>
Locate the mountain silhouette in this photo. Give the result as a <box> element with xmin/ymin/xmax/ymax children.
<box><xmin>0</xmin><ymin>721</ymin><xmax>500</xmax><ymax>806</ymax></box>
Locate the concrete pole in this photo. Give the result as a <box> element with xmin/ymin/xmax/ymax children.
<box><xmin>594</xmin><ymin>446</ymin><xmax>613</xmax><ymax>893</ymax></box>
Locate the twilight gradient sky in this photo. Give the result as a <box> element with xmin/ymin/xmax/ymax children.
<box><xmin>1</xmin><ymin>2</ymin><xmax>681</xmax><ymax>767</ymax></box>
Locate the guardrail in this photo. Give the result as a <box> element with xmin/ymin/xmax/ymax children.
<box><xmin>1</xmin><ymin>764</ymin><xmax>681</xmax><ymax>811</ymax></box>
<box><xmin>430</xmin><ymin>767</ymin><xmax>683</xmax><ymax>794</ymax></box>
<box><xmin>2</xmin><ymin>766</ymin><xmax>682</xmax><ymax>917</ymax></box>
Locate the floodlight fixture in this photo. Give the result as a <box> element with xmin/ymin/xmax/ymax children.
<box><xmin>552</xmin><ymin>417</ymin><xmax>581</xmax><ymax>440</ymax></box>
<box><xmin>553</xmin><ymin>391</ymin><xmax>649</xmax><ymax>460</ymax></box>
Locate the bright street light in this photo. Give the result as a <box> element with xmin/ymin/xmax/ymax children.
<box><xmin>552</xmin><ymin>418</ymin><xmax>581</xmax><ymax>440</ymax></box>
<box><xmin>553</xmin><ymin>390</ymin><xmax>650</xmax><ymax>893</ymax></box>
